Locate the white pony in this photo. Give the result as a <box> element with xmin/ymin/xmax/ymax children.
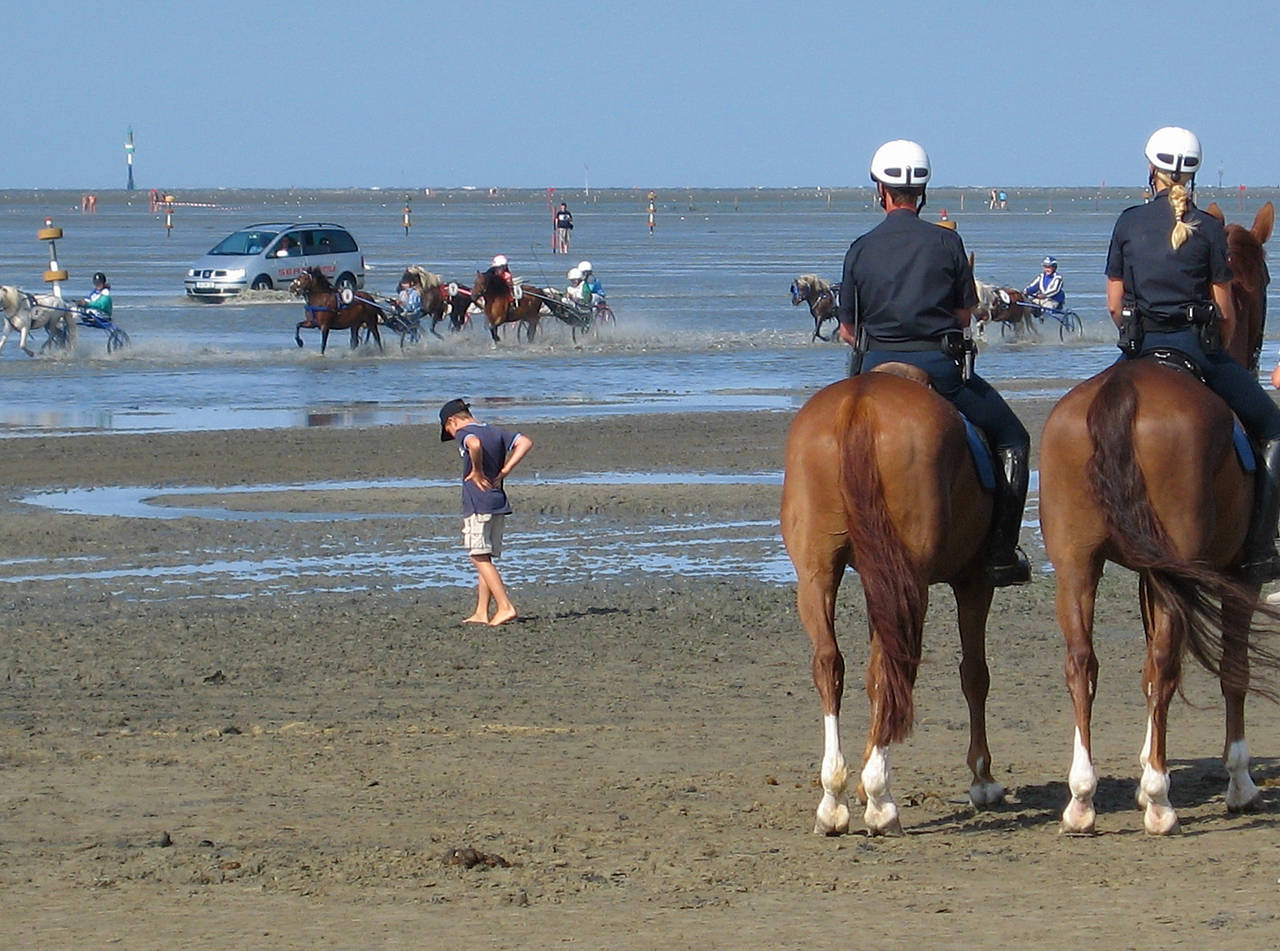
<box><xmin>0</xmin><ymin>285</ymin><xmax>79</xmax><ymax>356</ymax></box>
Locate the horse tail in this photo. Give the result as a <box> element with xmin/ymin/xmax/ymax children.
<box><xmin>1086</xmin><ymin>368</ymin><xmax>1280</xmax><ymax>698</ymax></box>
<box><xmin>839</xmin><ymin>390</ymin><xmax>926</xmax><ymax>744</ymax></box>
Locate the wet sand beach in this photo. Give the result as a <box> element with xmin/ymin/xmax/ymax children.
<box><xmin>3</xmin><ymin>399</ymin><xmax>1279</xmax><ymax>949</ymax></box>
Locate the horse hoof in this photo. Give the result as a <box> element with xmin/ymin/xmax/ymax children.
<box><xmin>863</xmin><ymin>801</ymin><xmax>902</xmax><ymax>835</ymax></box>
<box><xmin>814</xmin><ymin>799</ymin><xmax>851</xmax><ymax>836</ymax></box>
<box><xmin>1143</xmin><ymin>804</ymin><xmax>1180</xmax><ymax>835</ymax></box>
<box><xmin>969</xmin><ymin>780</ymin><xmax>1006</xmax><ymax>808</ymax></box>
<box><xmin>1060</xmin><ymin>799</ymin><xmax>1096</xmax><ymax>835</ymax></box>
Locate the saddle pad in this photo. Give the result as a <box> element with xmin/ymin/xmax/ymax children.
<box><xmin>962</xmin><ymin>419</ymin><xmax>997</xmax><ymax>492</ymax></box>
<box><xmin>1233</xmin><ymin>420</ymin><xmax>1257</xmax><ymax>473</ymax></box>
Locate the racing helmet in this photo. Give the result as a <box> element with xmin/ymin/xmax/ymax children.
<box><xmin>491</xmin><ymin>254</ymin><xmax>508</xmax><ymax>268</ymax></box>
<box><xmin>567</xmin><ymin>267</ymin><xmax>582</xmax><ymax>281</ymax></box>
<box><xmin>1042</xmin><ymin>256</ymin><xmax>1057</xmax><ymax>268</ymax></box>
<box><xmin>93</xmin><ymin>271</ymin><xmax>107</xmax><ymax>284</ymax></box>
<box><xmin>577</xmin><ymin>260</ymin><xmax>593</xmax><ymax>274</ymax></box>
<box><xmin>1144</xmin><ymin>127</ymin><xmax>1202</xmax><ymax>176</ymax></box>
<box><xmin>869</xmin><ymin>140</ymin><xmax>931</xmax><ymax>187</ymax></box>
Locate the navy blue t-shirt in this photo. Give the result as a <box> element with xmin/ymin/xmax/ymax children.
<box><xmin>838</xmin><ymin>209</ymin><xmax>978</xmax><ymax>343</ymax></box>
<box><xmin>1105</xmin><ymin>191</ymin><xmax>1232</xmax><ymax>323</ymax></box>
<box><xmin>453</xmin><ymin>422</ymin><xmax>519</xmax><ymax>516</ymax></box>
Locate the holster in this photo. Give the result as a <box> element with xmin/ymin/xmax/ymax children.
<box><xmin>1189</xmin><ymin>303</ymin><xmax>1221</xmax><ymax>354</ymax></box>
<box><xmin>939</xmin><ymin>331</ymin><xmax>976</xmax><ymax>381</ymax></box>
<box><xmin>849</xmin><ymin>325</ymin><xmax>868</xmax><ymax>376</ymax></box>
<box><xmin>1118</xmin><ymin>308</ymin><xmax>1143</xmax><ymax>358</ymax></box>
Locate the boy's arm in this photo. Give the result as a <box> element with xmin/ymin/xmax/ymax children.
<box><xmin>464</xmin><ymin>435</ymin><xmax>493</xmax><ymax>491</ymax></box>
<box><xmin>498</xmin><ymin>434</ymin><xmax>533</xmax><ymax>480</ymax></box>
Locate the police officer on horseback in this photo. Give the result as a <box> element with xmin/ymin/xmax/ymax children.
<box><xmin>838</xmin><ymin>139</ymin><xmax>1032</xmax><ymax>586</ymax></box>
<box><xmin>1106</xmin><ymin>126</ymin><xmax>1280</xmax><ymax>582</ymax></box>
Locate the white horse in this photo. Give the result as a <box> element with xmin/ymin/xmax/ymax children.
<box><xmin>0</xmin><ymin>285</ymin><xmax>79</xmax><ymax>356</ymax></box>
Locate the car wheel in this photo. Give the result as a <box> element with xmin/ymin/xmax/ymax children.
<box><xmin>336</xmin><ymin>273</ymin><xmax>357</xmax><ymax>290</ymax></box>
<box><xmin>251</xmin><ymin>275</ymin><xmax>272</xmax><ymax>290</ymax></box>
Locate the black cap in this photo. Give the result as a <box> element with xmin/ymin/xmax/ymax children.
<box><xmin>439</xmin><ymin>398</ymin><xmax>470</xmax><ymax>441</ymax></box>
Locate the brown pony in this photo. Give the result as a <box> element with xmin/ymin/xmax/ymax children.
<box><xmin>781</xmin><ymin>367</ymin><xmax>1006</xmax><ymax>835</ymax></box>
<box><xmin>472</xmin><ymin>269</ymin><xmax>544</xmax><ymax>343</ymax></box>
<box><xmin>400</xmin><ymin>266</ymin><xmax>471</xmax><ymax>336</ymax></box>
<box><xmin>291</xmin><ymin>268</ymin><xmax>383</xmax><ymax>354</ymax></box>
<box><xmin>790</xmin><ymin>274</ymin><xmax>839</xmax><ymax>341</ymax></box>
<box><xmin>1039</xmin><ymin>201</ymin><xmax>1279</xmax><ymax>835</ymax></box>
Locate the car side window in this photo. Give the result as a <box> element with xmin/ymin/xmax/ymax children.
<box><xmin>320</xmin><ymin>229</ymin><xmax>357</xmax><ymax>254</ymax></box>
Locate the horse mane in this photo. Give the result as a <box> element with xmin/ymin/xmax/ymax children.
<box><xmin>839</xmin><ymin>386</ymin><xmax>925</xmax><ymax>744</ymax></box>
<box><xmin>795</xmin><ymin>274</ymin><xmax>830</xmax><ymax>296</ymax></box>
<box><xmin>475</xmin><ymin>268</ymin><xmax>509</xmax><ymax>298</ymax></box>
<box><xmin>405</xmin><ymin>265</ymin><xmax>441</xmax><ymax>289</ymax></box>
<box><xmin>1085</xmin><ymin>364</ymin><xmax>1280</xmax><ymax>698</ymax></box>
<box><xmin>305</xmin><ymin>267</ymin><xmax>334</xmax><ymax>291</ymax></box>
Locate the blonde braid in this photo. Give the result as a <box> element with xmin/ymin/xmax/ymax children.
<box><xmin>1159</xmin><ymin>171</ymin><xmax>1199</xmax><ymax>250</ymax></box>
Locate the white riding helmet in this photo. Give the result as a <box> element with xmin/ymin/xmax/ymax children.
<box><xmin>869</xmin><ymin>140</ymin><xmax>931</xmax><ymax>187</ymax></box>
<box><xmin>491</xmin><ymin>254</ymin><xmax>509</xmax><ymax>268</ymax></box>
<box><xmin>567</xmin><ymin>267</ymin><xmax>582</xmax><ymax>281</ymax></box>
<box><xmin>577</xmin><ymin>260</ymin><xmax>593</xmax><ymax>274</ymax></box>
<box><xmin>1144</xmin><ymin>126</ymin><xmax>1202</xmax><ymax>176</ymax></box>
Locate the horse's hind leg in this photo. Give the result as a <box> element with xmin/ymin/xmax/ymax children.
<box><xmin>782</xmin><ymin>455</ymin><xmax>852</xmax><ymax>834</ymax></box>
<box><xmin>1221</xmin><ymin>590</ymin><xmax>1261</xmax><ymax>811</ymax></box>
<box><xmin>1136</xmin><ymin>576</ymin><xmax>1182</xmax><ymax>834</ymax></box>
<box><xmin>1057</xmin><ymin>554</ymin><xmax>1103</xmax><ymax>833</ymax></box>
<box><xmin>951</xmin><ymin>572</ymin><xmax>1004</xmax><ymax>807</ymax></box>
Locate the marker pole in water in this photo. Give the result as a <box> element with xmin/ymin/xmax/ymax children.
<box><xmin>403</xmin><ymin>197</ymin><xmax>412</xmax><ymax>236</ymax></box>
<box><xmin>547</xmin><ymin>186</ymin><xmax>557</xmax><ymax>252</ymax></box>
<box><xmin>38</xmin><ymin>217</ymin><xmax>68</xmax><ymax>300</ymax></box>
<box><xmin>165</xmin><ymin>199</ymin><xmax>174</xmax><ymax>236</ymax></box>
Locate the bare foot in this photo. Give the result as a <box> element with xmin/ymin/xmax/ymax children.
<box><xmin>462</xmin><ymin>613</ymin><xmax>489</xmax><ymax>624</ymax></box>
<box><xmin>488</xmin><ymin>607</ymin><xmax>518</xmax><ymax>626</ymax></box>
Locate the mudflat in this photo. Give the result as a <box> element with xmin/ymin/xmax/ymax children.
<box><xmin>2</xmin><ymin>400</ymin><xmax>1278</xmax><ymax>949</ymax></box>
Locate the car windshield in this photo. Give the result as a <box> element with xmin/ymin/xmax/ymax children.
<box><xmin>208</xmin><ymin>229</ymin><xmax>279</xmax><ymax>255</ymax></box>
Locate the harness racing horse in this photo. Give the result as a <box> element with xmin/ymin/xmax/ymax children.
<box><xmin>1040</xmin><ymin>200</ymin><xmax>1280</xmax><ymax>835</ymax></box>
<box><xmin>0</xmin><ymin>285</ymin><xmax>78</xmax><ymax>356</ymax></box>
<box><xmin>790</xmin><ymin>274</ymin><xmax>840</xmax><ymax>341</ymax></box>
<box><xmin>400</xmin><ymin>266</ymin><xmax>469</xmax><ymax>337</ymax></box>
<box><xmin>472</xmin><ymin>269</ymin><xmax>544</xmax><ymax>343</ymax></box>
<box><xmin>290</xmin><ymin>268</ymin><xmax>383</xmax><ymax>354</ymax></box>
<box><xmin>781</xmin><ymin>366</ymin><xmax>1006</xmax><ymax>835</ymax></box>
<box><xmin>973</xmin><ymin>279</ymin><xmax>1034</xmax><ymax>339</ymax></box>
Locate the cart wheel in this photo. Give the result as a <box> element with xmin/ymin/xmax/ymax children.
<box><xmin>595</xmin><ymin>303</ymin><xmax>616</xmax><ymax>326</ymax></box>
<box><xmin>1058</xmin><ymin>311</ymin><xmax>1082</xmax><ymax>341</ymax></box>
<box><xmin>107</xmin><ymin>328</ymin><xmax>130</xmax><ymax>353</ymax></box>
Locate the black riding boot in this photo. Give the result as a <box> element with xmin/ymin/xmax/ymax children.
<box><xmin>988</xmin><ymin>446</ymin><xmax>1032</xmax><ymax>587</ymax></box>
<box><xmin>1239</xmin><ymin>437</ymin><xmax>1280</xmax><ymax>584</ymax></box>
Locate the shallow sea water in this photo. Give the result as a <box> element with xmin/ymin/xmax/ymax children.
<box><xmin>4</xmin><ymin>185</ymin><xmax>1274</xmax><ymax>436</ymax></box>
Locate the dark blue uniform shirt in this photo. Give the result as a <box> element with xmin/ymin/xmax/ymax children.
<box><xmin>838</xmin><ymin>209</ymin><xmax>978</xmax><ymax>343</ymax></box>
<box><xmin>1105</xmin><ymin>191</ymin><xmax>1232</xmax><ymax>324</ymax></box>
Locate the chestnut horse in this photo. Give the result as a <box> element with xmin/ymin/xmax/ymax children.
<box><xmin>291</xmin><ymin>268</ymin><xmax>383</xmax><ymax>354</ymax></box>
<box><xmin>471</xmin><ymin>269</ymin><xmax>544</xmax><ymax>343</ymax></box>
<box><xmin>781</xmin><ymin>367</ymin><xmax>1006</xmax><ymax>835</ymax></box>
<box><xmin>790</xmin><ymin>274</ymin><xmax>840</xmax><ymax>341</ymax></box>
<box><xmin>1040</xmin><ymin>201</ymin><xmax>1279</xmax><ymax>835</ymax></box>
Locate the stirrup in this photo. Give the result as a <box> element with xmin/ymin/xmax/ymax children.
<box><xmin>988</xmin><ymin>548</ymin><xmax>1031</xmax><ymax>587</ymax></box>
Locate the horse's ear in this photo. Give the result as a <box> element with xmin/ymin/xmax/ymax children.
<box><xmin>1252</xmin><ymin>201</ymin><xmax>1274</xmax><ymax>246</ymax></box>
<box><xmin>1206</xmin><ymin>202</ymin><xmax>1225</xmax><ymax>222</ymax></box>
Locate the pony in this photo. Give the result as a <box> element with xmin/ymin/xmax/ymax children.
<box><xmin>471</xmin><ymin>268</ymin><xmax>544</xmax><ymax>344</ymax></box>
<box><xmin>0</xmin><ymin>285</ymin><xmax>78</xmax><ymax>356</ymax></box>
<box><xmin>781</xmin><ymin>366</ymin><xmax>1006</xmax><ymax>835</ymax></box>
<box><xmin>1039</xmin><ymin>200</ymin><xmax>1279</xmax><ymax>835</ymax></box>
<box><xmin>790</xmin><ymin>274</ymin><xmax>840</xmax><ymax>341</ymax></box>
<box><xmin>973</xmin><ymin>279</ymin><xmax>1035</xmax><ymax>339</ymax></box>
<box><xmin>399</xmin><ymin>265</ymin><xmax>468</xmax><ymax>337</ymax></box>
<box><xmin>290</xmin><ymin>268</ymin><xmax>382</xmax><ymax>354</ymax></box>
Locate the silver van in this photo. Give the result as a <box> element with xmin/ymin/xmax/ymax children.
<box><xmin>185</xmin><ymin>222</ymin><xmax>365</xmax><ymax>301</ymax></box>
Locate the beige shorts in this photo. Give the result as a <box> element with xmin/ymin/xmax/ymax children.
<box><xmin>462</xmin><ymin>513</ymin><xmax>505</xmax><ymax>557</ymax></box>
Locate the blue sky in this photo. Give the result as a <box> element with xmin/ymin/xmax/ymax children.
<box><xmin>5</xmin><ymin>0</ymin><xmax>1277</xmax><ymax>189</ymax></box>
